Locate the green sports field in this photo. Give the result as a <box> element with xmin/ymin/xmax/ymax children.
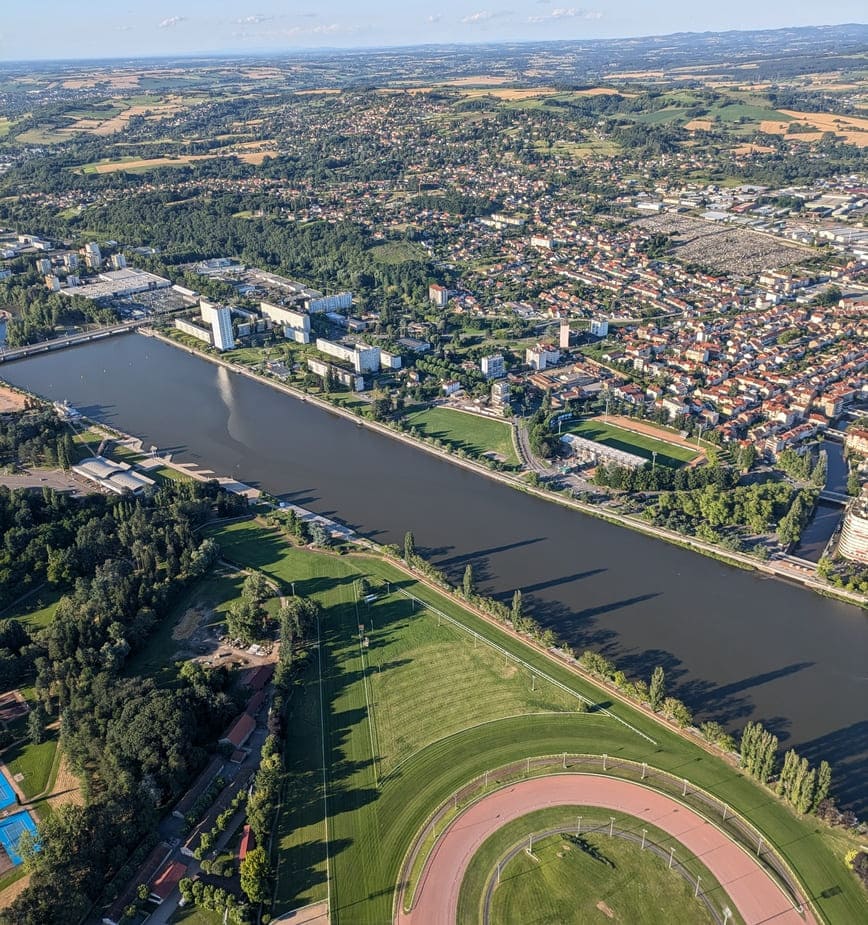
<box><xmin>458</xmin><ymin>806</ymin><xmax>735</xmax><ymax>925</ymax></box>
<box><xmin>565</xmin><ymin>418</ymin><xmax>698</xmax><ymax>468</ymax></box>
<box><xmin>406</xmin><ymin>407</ymin><xmax>519</xmax><ymax>467</ymax></box>
<box><xmin>207</xmin><ymin>519</ymin><xmax>868</xmax><ymax>925</ymax></box>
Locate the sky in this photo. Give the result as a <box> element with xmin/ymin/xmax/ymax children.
<box><xmin>1</xmin><ymin>1</ymin><xmax>865</xmax><ymax>61</ymax></box>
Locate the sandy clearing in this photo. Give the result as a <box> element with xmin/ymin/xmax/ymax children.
<box><xmin>45</xmin><ymin>755</ymin><xmax>83</xmax><ymax>810</ymax></box>
<box><xmin>399</xmin><ymin>775</ymin><xmax>816</xmax><ymax>925</ymax></box>
<box><xmin>685</xmin><ymin>119</ymin><xmax>713</xmax><ymax>131</ymax></box>
<box><xmin>274</xmin><ymin>901</ymin><xmax>329</xmax><ymax>923</ymax></box>
<box><xmin>0</xmin><ymin>872</ymin><xmax>31</xmax><ymax>906</ymax></box>
<box><xmin>0</xmin><ymin>385</ymin><xmax>27</xmax><ymax>413</ymax></box>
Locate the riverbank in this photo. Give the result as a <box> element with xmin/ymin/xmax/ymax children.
<box><xmin>142</xmin><ymin>328</ymin><xmax>867</xmax><ymax>610</ymax></box>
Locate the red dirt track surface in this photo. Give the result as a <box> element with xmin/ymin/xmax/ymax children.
<box><xmin>398</xmin><ymin>774</ymin><xmax>816</xmax><ymax>925</ymax></box>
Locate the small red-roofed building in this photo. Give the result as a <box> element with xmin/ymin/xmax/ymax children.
<box><xmin>220</xmin><ymin>713</ymin><xmax>256</xmax><ymax>750</ymax></box>
<box><xmin>150</xmin><ymin>860</ymin><xmax>188</xmax><ymax>904</ymax></box>
<box><xmin>239</xmin><ymin>824</ymin><xmax>254</xmax><ymax>862</ymax></box>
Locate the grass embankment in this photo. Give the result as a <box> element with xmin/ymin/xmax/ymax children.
<box><xmin>458</xmin><ymin>806</ymin><xmax>736</xmax><ymax>925</ymax></box>
<box><xmin>565</xmin><ymin>418</ymin><xmax>698</xmax><ymax>468</ymax></box>
<box><xmin>206</xmin><ymin>519</ymin><xmax>868</xmax><ymax>925</ymax></box>
<box><xmin>406</xmin><ymin>407</ymin><xmax>519</xmax><ymax>467</ymax></box>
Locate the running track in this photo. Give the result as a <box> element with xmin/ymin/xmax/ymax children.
<box><xmin>397</xmin><ymin>775</ymin><xmax>816</xmax><ymax>925</ymax></box>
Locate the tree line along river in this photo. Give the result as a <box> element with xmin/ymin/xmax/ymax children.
<box><xmin>2</xmin><ymin>333</ymin><xmax>866</xmax><ymax>811</ymax></box>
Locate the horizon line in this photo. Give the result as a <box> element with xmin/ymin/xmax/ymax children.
<box><xmin>1</xmin><ymin>20</ymin><xmax>866</xmax><ymax>67</ymax></box>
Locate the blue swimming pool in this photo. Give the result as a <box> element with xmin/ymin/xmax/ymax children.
<box><xmin>0</xmin><ymin>812</ymin><xmax>38</xmax><ymax>865</ymax></box>
<box><xmin>0</xmin><ymin>774</ymin><xmax>15</xmax><ymax>810</ymax></box>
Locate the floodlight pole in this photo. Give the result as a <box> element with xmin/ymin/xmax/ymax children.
<box><xmin>609</xmin><ymin>817</ymin><xmax>615</xmax><ymax>837</ymax></box>
<box><xmin>577</xmin><ymin>816</ymin><xmax>582</xmax><ymax>835</ymax></box>
<box><xmin>641</xmin><ymin>829</ymin><xmax>647</xmax><ymax>850</ymax></box>
<box><xmin>669</xmin><ymin>847</ymin><xmax>676</xmax><ymax>870</ymax></box>
<box><xmin>694</xmin><ymin>875</ymin><xmax>701</xmax><ymax>898</ymax></box>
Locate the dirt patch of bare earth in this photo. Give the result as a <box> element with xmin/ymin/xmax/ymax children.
<box><xmin>46</xmin><ymin>755</ymin><xmax>83</xmax><ymax>810</ymax></box>
<box><xmin>0</xmin><ymin>386</ymin><xmax>27</xmax><ymax>414</ymax></box>
<box><xmin>596</xmin><ymin>900</ymin><xmax>615</xmax><ymax>918</ymax></box>
<box><xmin>0</xmin><ymin>873</ymin><xmax>31</xmax><ymax>907</ymax></box>
<box><xmin>173</xmin><ymin>606</ymin><xmax>205</xmax><ymax>641</ymax></box>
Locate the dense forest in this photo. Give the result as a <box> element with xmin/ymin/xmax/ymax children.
<box><xmin>0</xmin><ymin>478</ymin><xmax>248</xmax><ymax>925</ymax></box>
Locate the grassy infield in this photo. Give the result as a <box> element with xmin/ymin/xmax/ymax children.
<box><xmin>458</xmin><ymin>809</ymin><xmax>724</xmax><ymax>925</ymax></box>
<box><xmin>208</xmin><ymin>519</ymin><xmax>867</xmax><ymax>925</ymax></box>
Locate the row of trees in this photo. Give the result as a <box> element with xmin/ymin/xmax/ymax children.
<box><xmin>740</xmin><ymin>721</ymin><xmax>834</xmax><ymax>817</ymax></box>
<box><xmin>592</xmin><ymin>461</ymin><xmax>738</xmax><ymax>493</ymax></box>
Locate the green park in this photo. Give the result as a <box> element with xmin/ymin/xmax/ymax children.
<box><xmin>405</xmin><ymin>407</ymin><xmax>519</xmax><ymax>467</ymax></box>
<box><xmin>203</xmin><ymin>518</ymin><xmax>867</xmax><ymax>925</ymax></box>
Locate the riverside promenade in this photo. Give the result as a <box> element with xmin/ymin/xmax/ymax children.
<box><xmin>139</xmin><ymin>328</ymin><xmax>867</xmax><ymax>609</ymax></box>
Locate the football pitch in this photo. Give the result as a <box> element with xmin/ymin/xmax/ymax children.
<box><xmin>565</xmin><ymin>418</ymin><xmax>699</xmax><ymax>468</ymax></box>
<box><xmin>208</xmin><ymin>519</ymin><xmax>868</xmax><ymax>925</ymax></box>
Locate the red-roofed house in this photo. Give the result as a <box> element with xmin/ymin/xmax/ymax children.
<box><xmin>150</xmin><ymin>860</ymin><xmax>188</xmax><ymax>904</ymax></box>
<box><xmin>239</xmin><ymin>824</ymin><xmax>254</xmax><ymax>862</ymax></box>
<box><xmin>220</xmin><ymin>713</ymin><xmax>256</xmax><ymax>750</ymax></box>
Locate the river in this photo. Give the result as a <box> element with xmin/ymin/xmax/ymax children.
<box><xmin>2</xmin><ymin>334</ymin><xmax>867</xmax><ymax>811</ymax></box>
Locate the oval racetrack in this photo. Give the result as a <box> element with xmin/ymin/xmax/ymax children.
<box><xmin>397</xmin><ymin>774</ymin><xmax>817</xmax><ymax>925</ymax></box>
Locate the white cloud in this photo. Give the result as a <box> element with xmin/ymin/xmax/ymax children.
<box><xmin>158</xmin><ymin>16</ymin><xmax>186</xmax><ymax>29</ymax></box>
<box><xmin>427</xmin><ymin>14</ymin><xmax>442</xmax><ymax>23</ymax></box>
<box><xmin>528</xmin><ymin>7</ymin><xmax>602</xmax><ymax>23</ymax></box>
<box><xmin>236</xmin><ymin>14</ymin><xmax>273</xmax><ymax>25</ymax></box>
<box><xmin>461</xmin><ymin>10</ymin><xmax>511</xmax><ymax>24</ymax></box>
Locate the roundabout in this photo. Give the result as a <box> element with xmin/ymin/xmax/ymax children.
<box><xmin>397</xmin><ymin>774</ymin><xmax>817</xmax><ymax>925</ymax></box>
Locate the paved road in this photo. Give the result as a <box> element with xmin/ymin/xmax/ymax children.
<box><xmin>398</xmin><ymin>774</ymin><xmax>816</xmax><ymax>925</ymax></box>
<box><xmin>0</xmin><ymin>469</ymin><xmax>85</xmax><ymax>493</ymax></box>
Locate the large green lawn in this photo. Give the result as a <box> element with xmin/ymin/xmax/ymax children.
<box><xmin>207</xmin><ymin>519</ymin><xmax>868</xmax><ymax>925</ymax></box>
<box><xmin>406</xmin><ymin>407</ymin><xmax>519</xmax><ymax>467</ymax></box>
<box><xmin>4</xmin><ymin>737</ymin><xmax>58</xmax><ymax>800</ymax></box>
<box><xmin>565</xmin><ymin>418</ymin><xmax>698</xmax><ymax>468</ymax></box>
<box><xmin>458</xmin><ymin>806</ymin><xmax>736</xmax><ymax>925</ymax></box>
